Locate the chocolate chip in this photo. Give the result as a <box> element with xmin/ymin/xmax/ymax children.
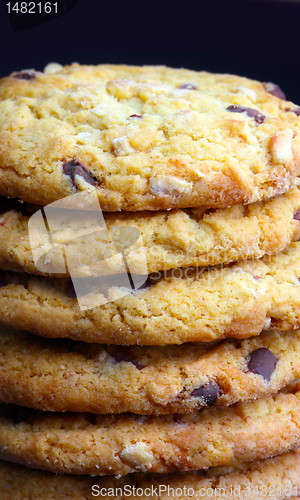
<box><xmin>226</xmin><ymin>105</ymin><xmax>265</xmax><ymax>124</ymax></box>
<box><xmin>62</xmin><ymin>160</ymin><xmax>99</xmax><ymax>188</ymax></box>
<box><xmin>248</xmin><ymin>348</ymin><xmax>277</xmax><ymax>381</ymax></box>
<box><xmin>0</xmin><ymin>273</ymin><xmax>9</xmax><ymax>289</ymax></box>
<box><xmin>179</xmin><ymin>83</ymin><xmax>196</xmax><ymax>90</ymax></box>
<box><xmin>286</xmin><ymin>107</ymin><xmax>300</xmax><ymax>116</ymax></box>
<box><xmin>111</xmin><ymin>354</ymin><xmax>144</xmax><ymax>370</ymax></box>
<box><xmin>294</xmin><ymin>209</ymin><xmax>300</xmax><ymax>222</ymax></box>
<box><xmin>13</xmin><ymin>71</ymin><xmax>36</xmax><ymax>81</ymax></box>
<box><xmin>264</xmin><ymin>82</ymin><xmax>286</xmax><ymax>100</ymax></box>
<box><xmin>191</xmin><ymin>381</ymin><xmax>220</xmax><ymax>405</ymax></box>
<box><xmin>129</xmin><ymin>114</ymin><xmax>143</xmax><ymax>119</ymax></box>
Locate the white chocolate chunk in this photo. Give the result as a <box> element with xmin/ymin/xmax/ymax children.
<box><xmin>195</xmin><ymin>169</ymin><xmax>204</xmax><ymax>178</ymax></box>
<box><xmin>149</xmin><ymin>175</ymin><xmax>192</xmax><ymax>195</ymax></box>
<box><xmin>263</xmin><ymin>317</ymin><xmax>271</xmax><ymax>330</ymax></box>
<box><xmin>73</xmin><ymin>174</ymin><xmax>95</xmax><ymax>191</ymax></box>
<box><xmin>120</xmin><ymin>442</ymin><xmax>155</xmax><ymax>467</ymax></box>
<box><xmin>112</xmin><ymin>136</ymin><xmax>135</xmax><ymax>156</ymax></box>
<box><xmin>44</xmin><ymin>62</ymin><xmax>64</xmax><ymax>74</ymax></box>
<box><xmin>237</xmin><ymin>86</ymin><xmax>257</xmax><ymax>102</ymax></box>
<box><xmin>76</xmin><ymin>132</ymin><xmax>92</xmax><ymax>142</ymax></box>
<box><xmin>270</xmin><ymin>129</ymin><xmax>294</xmax><ymax>164</ymax></box>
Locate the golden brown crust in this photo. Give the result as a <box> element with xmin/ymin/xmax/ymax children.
<box><xmin>1</xmin><ymin>64</ymin><xmax>300</xmax><ymax>210</ymax></box>
<box><xmin>1</xmin><ymin>389</ymin><xmax>300</xmax><ymax>475</ymax></box>
<box><xmin>1</xmin><ymin>186</ymin><xmax>300</xmax><ymax>277</ymax></box>
<box><xmin>1</xmin><ymin>241</ymin><xmax>300</xmax><ymax>344</ymax></box>
<box><xmin>0</xmin><ymin>450</ymin><xmax>299</xmax><ymax>499</ymax></box>
<box><xmin>0</xmin><ymin>327</ymin><xmax>300</xmax><ymax>414</ymax></box>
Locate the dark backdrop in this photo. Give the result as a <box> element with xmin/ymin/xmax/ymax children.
<box><xmin>1</xmin><ymin>0</ymin><xmax>300</xmax><ymax>104</ymax></box>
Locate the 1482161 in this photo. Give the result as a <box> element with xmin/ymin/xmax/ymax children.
<box><xmin>6</xmin><ymin>2</ymin><xmax>58</xmax><ymax>14</ymax></box>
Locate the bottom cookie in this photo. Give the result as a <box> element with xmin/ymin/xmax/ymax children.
<box><xmin>1</xmin><ymin>385</ymin><xmax>300</xmax><ymax>476</ymax></box>
<box><xmin>0</xmin><ymin>449</ymin><xmax>299</xmax><ymax>499</ymax></box>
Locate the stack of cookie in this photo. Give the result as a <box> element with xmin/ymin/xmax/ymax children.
<box><xmin>0</xmin><ymin>64</ymin><xmax>300</xmax><ymax>498</ymax></box>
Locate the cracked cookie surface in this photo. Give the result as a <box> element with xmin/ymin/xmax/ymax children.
<box><xmin>1</xmin><ymin>64</ymin><xmax>300</xmax><ymax>210</ymax></box>
<box><xmin>0</xmin><ymin>327</ymin><xmax>300</xmax><ymax>414</ymax></box>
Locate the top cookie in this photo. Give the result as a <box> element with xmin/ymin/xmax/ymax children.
<box><xmin>0</xmin><ymin>63</ymin><xmax>300</xmax><ymax>210</ymax></box>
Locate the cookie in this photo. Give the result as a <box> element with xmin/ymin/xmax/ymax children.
<box><xmin>1</xmin><ymin>386</ymin><xmax>300</xmax><ymax>475</ymax></box>
<box><xmin>0</xmin><ymin>450</ymin><xmax>300</xmax><ymax>499</ymax></box>
<box><xmin>1</xmin><ymin>63</ymin><xmax>300</xmax><ymax>211</ymax></box>
<box><xmin>1</xmin><ymin>186</ymin><xmax>300</xmax><ymax>277</ymax></box>
<box><xmin>1</xmin><ymin>327</ymin><xmax>300</xmax><ymax>414</ymax></box>
<box><xmin>1</xmin><ymin>241</ymin><xmax>300</xmax><ymax>344</ymax></box>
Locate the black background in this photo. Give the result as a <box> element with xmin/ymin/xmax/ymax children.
<box><xmin>1</xmin><ymin>0</ymin><xmax>300</xmax><ymax>104</ymax></box>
